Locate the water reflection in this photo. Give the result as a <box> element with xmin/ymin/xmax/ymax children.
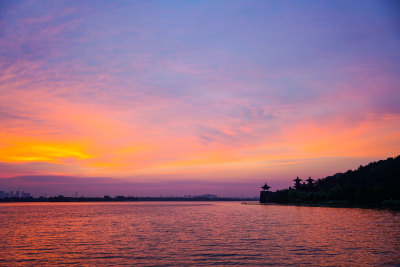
<box><xmin>0</xmin><ymin>202</ymin><xmax>399</xmax><ymax>265</ymax></box>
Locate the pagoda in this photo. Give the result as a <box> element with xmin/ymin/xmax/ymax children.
<box><xmin>259</xmin><ymin>182</ymin><xmax>271</xmax><ymax>203</ymax></box>
<box><xmin>261</xmin><ymin>183</ymin><xmax>271</xmax><ymax>191</ymax></box>
<box><xmin>293</xmin><ymin>176</ymin><xmax>302</xmax><ymax>189</ymax></box>
<box><xmin>292</xmin><ymin>176</ymin><xmax>316</xmax><ymax>191</ymax></box>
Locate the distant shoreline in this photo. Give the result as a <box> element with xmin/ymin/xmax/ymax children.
<box><xmin>0</xmin><ymin>196</ymin><xmax>257</xmax><ymax>203</ymax></box>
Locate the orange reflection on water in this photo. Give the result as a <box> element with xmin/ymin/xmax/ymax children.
<box><xmin>1</xmin><ymin>202</ymin><xmax>400</xmax><ymax>265</ymax></box>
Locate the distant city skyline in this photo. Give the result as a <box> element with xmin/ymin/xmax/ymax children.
<box><xmin>0</xmin><ymin>190</ymin><xmax>31</xmax><ymax>198</ymax></box>
<box><xmin>1</xmin><ymin>1</ymin><xmax>399</xmax><ymax>197</ymax></box>
<box><xmin>0</xmin><ymin>187</ymin><xmax>247</xmax><ymax>199</ymax></box>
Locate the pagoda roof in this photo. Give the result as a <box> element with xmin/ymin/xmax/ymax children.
<box><xmin>293</xmin><ymin>176</ymin><xmax>302</xmax><ymax>182</ymax></box>
<box><xmin>306</xmin><ymin>177</ymin><xmax>314</xmax><ymax>182</ymax></box>
<box><xmin>261</xmin><ymin>183</ymin><xmax>271</xmax><ymax>190</ymax></box>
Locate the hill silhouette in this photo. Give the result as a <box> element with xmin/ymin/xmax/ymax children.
<box><xmin>273</xmin><ymin>156</ymin><xmax>400</xmax><ymax>207</ymax></box>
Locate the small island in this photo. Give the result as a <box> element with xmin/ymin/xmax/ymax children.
<box><xmin>261</xmin><ymin>155</ymin><xmax>400</xmax><ymax>208</ymax></box>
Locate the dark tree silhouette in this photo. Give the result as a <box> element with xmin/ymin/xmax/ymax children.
<box><xmin>273</xmin><ymin>156</ymin><xmax>400</xmax><ymax>207</ymax></box>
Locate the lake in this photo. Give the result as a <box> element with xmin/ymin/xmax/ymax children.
<box><xmin>1</xmin><ymin>202</ymin><xmax>399</xmax><ymax>266</ymax></box>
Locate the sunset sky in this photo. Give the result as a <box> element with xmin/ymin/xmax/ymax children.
<box><xmin>1</xmin><ymin>0</ymin><xmax>399</xmax><ymax>197</ymax></box>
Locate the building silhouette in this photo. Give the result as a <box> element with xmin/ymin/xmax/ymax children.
<box><xmin>0</xmin><ymin>190</ymin><xmax>31</xmax><ymax>198</ymax></box>
<box><xmin>292</xmin><ymin>176</ymin><xmax>315</xmax><ymax>191</ymax></box>
<box><xmin>259</xmin><ymin>182</ymin><xmax>271</xmax><ymax>203</ymax></box>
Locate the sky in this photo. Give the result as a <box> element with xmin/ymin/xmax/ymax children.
<box><xmin>0</xmin><ymin>0</ymin><xmax>399</xmax><ymax>197</ymax></box>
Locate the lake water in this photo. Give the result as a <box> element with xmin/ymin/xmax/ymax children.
<box><xmin>1</xmin><ymin>202</ymin><xmax>399</xmax><ymax>266</ymax></box>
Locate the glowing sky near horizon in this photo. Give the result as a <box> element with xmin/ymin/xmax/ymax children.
<box><xmin>0</xmin><ymin>0</ymin><xmax>399</xmax><ymax>195</ymax></box>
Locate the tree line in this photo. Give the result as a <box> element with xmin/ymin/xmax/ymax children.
<box><xmin>271</xmin><ymin>156</ymin><xmax>400</xmax><ymax>207</ymax></box>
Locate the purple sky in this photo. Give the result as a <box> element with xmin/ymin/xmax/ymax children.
<box><xmin>0</xmin><ymin>0</ymin><xmax>399</xmax><ymax>197</ymax></box>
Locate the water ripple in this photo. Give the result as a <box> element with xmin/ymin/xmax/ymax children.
<box><xmin>0</xmin><ymin>202</ymin><xmax>399</xmax><ymax>265</ymax></box>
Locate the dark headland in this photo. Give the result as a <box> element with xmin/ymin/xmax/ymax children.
<box><xmin>261</xmin><ymin>155</ymin><xmax>400</xmax><ymax>209</ymax></box>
